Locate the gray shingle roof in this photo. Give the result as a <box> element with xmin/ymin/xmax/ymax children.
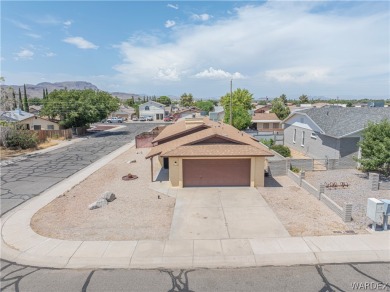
<box><xmin>300</xmin><ymin>107</ymin><xmax>390</xmax><ymax>137</ymax></box>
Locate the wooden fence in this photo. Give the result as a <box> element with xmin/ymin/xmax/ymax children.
<box><xmin>29</xmin><ymin>129</ymin><xmax>73</xmax><ymax>142</ymax></box>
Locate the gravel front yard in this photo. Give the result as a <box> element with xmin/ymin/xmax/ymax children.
<box><xmin>304</xmin><ymin>169</ymin><xmax>390</xmax><ymax>230</ymax></box>
<box><xmin>31</xmin><ymin>146</ymin><xmax>175</xmax><ymax>241</ymax></box>
<box><xmin>259</xmin><ymin>176</ymin><xmax>356</xmax><ymax>236</ymax></box>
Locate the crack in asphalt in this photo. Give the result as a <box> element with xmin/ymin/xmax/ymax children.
<box><xmin>316</xmin><ymin>264</ymin><xmax>346</xmax><ymax>292</ymax></box>
<box><xmin>161</xmin><ymin>269</ymin><xmax>195</xmax><ymax>292</ymax></box>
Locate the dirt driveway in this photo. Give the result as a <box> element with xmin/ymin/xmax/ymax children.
<box><xmin>169</xmin><ymin>187</ymin><xmax>290</xmax><ymax>240</ymax></box>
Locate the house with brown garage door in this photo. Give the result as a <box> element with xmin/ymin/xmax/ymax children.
<box><xmin>145</xmin><ymin>117</ymin><xmax>273</xmax><ymax>187</ymax></box>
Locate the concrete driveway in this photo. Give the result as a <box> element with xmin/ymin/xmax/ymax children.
<box><xmin>169</xmin><ymin>187</ymin><xmax>290</xmax><ymax>240</ymax></box>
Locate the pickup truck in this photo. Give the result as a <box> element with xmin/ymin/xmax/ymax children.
<box><xmin>106</xmin><ymin>117</ymin><xmax>123</xmax><ymax>123</ymax></box>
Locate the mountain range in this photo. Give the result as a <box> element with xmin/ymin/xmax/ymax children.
<box><xmin>0</xmin><ymin>81</ymin><xmax>143</xmax><ymax>100</ymax></box>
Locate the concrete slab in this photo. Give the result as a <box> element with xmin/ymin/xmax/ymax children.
<box><xmin>161</xmin><ymin>256</ymin><xmax>193</xmax><ymax>268</ymax></box>
<box><xmin>46</xmin><ymin>241</ymin><xmax>83</xmax><ymax>257</ymax></box>
<box><xmin>132</xmin><ymin>240</ymin><xmax>165</xmax><ymax>258</ymax></box>
<box><xmin>169</xmin><ymin>187</ymin><xmax>290</xmax><ymax>240</ymax></box>
<box><xmin>163</xmin><ymin>240</ymin><xmax>193</xmax><ymax>257</ymax></box>
<box><xmin>102</xmin><ymin>241</ymin><xmax>137</xmax><ymax>258</ymax></box>
<box><xmin>221</xmin><ymin>239</ymin><xmax>253</xmax><ymax>256</ymax></box>
<box><xmin>24</xmin><ymin>238</ymin><xmax>63</xmax><ymax>256</ymax></box>
<box><xmin>194</xmin><ymin>240</ymin><xmax>223</xmax><ymax>257</ymax></box>
<box><xmin>169</xmin><ymin>206</ymin><xmax>229</xmax><ymax>240</ymax></box>
<box><xmin>66</xmin><ymin>257</ymin><xmax>130</xmax><ymax>269</ymax></box>
<box><xmin>72</xmin><ymin>241</ymin><xmax>110</xmax><ymax>258</ymax></box>
<box><xmin>223</xmin><ymin>206</ymin><xmax>290</xmax><ymax>238</ymax></box>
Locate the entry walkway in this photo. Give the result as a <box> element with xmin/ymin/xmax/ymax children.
<box><xmin>1</xmin><ymin>142</ymin><xmax>389</xmax><ymax>269</ymax></box>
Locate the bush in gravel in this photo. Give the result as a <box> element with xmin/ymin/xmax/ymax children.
<box><xmin>4</xmin><ymin>129</ymin><xmax>38</xmax><ymax>149</ymax></box>
<box><xmin>271</xmin><ymin>145</ymin><xmax>291</xmax><ymax>157</ymax></box>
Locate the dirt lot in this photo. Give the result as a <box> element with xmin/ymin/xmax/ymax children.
<box><xmin>31</xmin><ymin>146</ymin><xmax>175</xmax><ymax>241</ymax></box>
<box><xmin>258</xmin><ymin>176</ymin><xmax>363</xmax><ymax>236</ymax></box>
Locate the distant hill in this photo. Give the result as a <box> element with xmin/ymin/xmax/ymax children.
<box><xmin>1</xmin><ymin>81</ymin><xmax>142</xmax><ymax>99</ymax></box>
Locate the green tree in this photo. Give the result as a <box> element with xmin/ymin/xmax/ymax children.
<box><xmin>223</xmin><ymin>105</ymin><xmax>252</xmax><ymax>130</ymax></box>
<box><xmin>18</xmin><ymin>88</ymin><xmax>23</xmax><ymax>110</ymax></box>
<box><xmin>220</xmin><ymin>88</ymin><xmax>253</xmax><ymax>129</ymax></box>
<box><xmin>299</xmin><ymin>94</ymin><xmax>309</xmax><ymax>104</ymax></box>
<box><xmin>346</xmin><ymin>101</ymin><xmax>353</xmax><ymax>107</ymax></box>
<box><xmin>179</xmin><ymin>93</ymin><xmax>194</xmax><ymax>107</ymax></box>
<box><xmin>157</xmin><ymin>95</ymin><xmax>172</xmax><ymax>106</ymax></box>
<box><xmin>357</xmin><ymin>119</ymin><xmax>390</xmax><ymax>175</ymax></box>
<box><xmin>270</xmin><ymin>98</ymin><xmax>291</xmax><ymax>120</ymax></box>
<box><xmin>42</xmin><ymin>89</ymin><xmax>46</xmax><ymax>99</ymax></box>
<box><xmin>28</xmin><ymin>97</ymin><xmax>43</xmax><ymax>106</ymax></box>
<box><xmin>220</xmin><ymin>88</ymin><xmax>253</xmax><ymax>111</ymax></box>
<box><xmin>279</xmin><ymin>94</ymin><xmax>288</xmax><ymax>105</ymax></box>
<box><xmin>41</xmin><ymin>89</ymin><xmax>119</xmax><ymax>128</ymax></box>
<box><xmin>12</xmin><ymin>90</ymin><xmax>17</xmax><ymax>110</ymax></box>
<box><xmin>23</xmin><ymin>84</ymin><xmax>29</xmax><ymax>112</ymax></box>
<box><xmin>195</xmin><ymin>100</ymin><xmax>214</xmax><ymax>114</ymax></box>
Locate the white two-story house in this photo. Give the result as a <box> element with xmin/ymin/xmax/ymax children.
<box><xmin>139</xmin><ymin>101</ymin><xmax>165</xmax><ymax>120</ymax></box>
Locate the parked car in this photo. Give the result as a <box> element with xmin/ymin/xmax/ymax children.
<box><xmin>163</xmin><ymin>116</ymin><xmax>173</xmax><ymax>122</ymax></box>
<box><xmin>146</xmin><ymin>116</ymin><xmax>153</xmax><ymax>121</ymax></box>
<box><xmin>132</xmin><ymin>117</ymin><xmax>138</xmax><ymax>121</ymax></box>
<box><xmin>106</xmin><ymin>117</ymin><xmax>123</xmax><ymax>123</ymax></box>
<box><xmin>139</xmin><ymin>116</ymin><xmax>146</xmax><ymax>121</ymax></box>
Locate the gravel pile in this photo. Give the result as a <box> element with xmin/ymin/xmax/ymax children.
<box><xmin>304</xmin><ymin>169</ymin><xmax>390</xmax><ymax>230</ymax></box>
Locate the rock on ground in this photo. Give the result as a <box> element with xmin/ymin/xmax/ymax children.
<box><xmin>101</xmin><ymin>191</ymin><xmax>116</xmax><ymax>202</ymax></box>
<box><xmin>88</xmin><ymin>198</ymin><xmax>108</xmax><ymax>210</ymax></box>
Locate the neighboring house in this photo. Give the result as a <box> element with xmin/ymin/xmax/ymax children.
<box><xmin>29</xmin><ymin>105</ymin><xmax>42</xmax><ymax>115</ymax></box>
<box><xmin>251</xmin><ymin>113</ymin><xmax>282</xmax><ymax>132</ymax></box>
<box><xmin>146</xmin><ymin>117</ymin><xmax>273</xmax><ymax>187</ymax></box>
<box><xmin>254</xmin><ymin>105</ymin><xmax>272</xmax><ymax>113</ymax></box>
<box><xmin>173</xmin><ymin>108</ymin><xmax>201</xmax><ymax>120</ymax></box>
<box><xmin>139</xmin><ymin>101</ymin><xmax>165</xmax><ymax>120</ymax></box>
<box><xmin>283</xmin><ymin>107</ymin><xmax>390</xmax><ymax>166</ymax></box>
<box><xmin>0</xmin><ymin>109</ymin><xmax>60</xmax><ymax>130</ymax></box>
<box><xmin>110</xmin><ymin>110</ymin><xmax>130</xmax><ymax>120</ymax></box>
<box><xmin>209</xmin><ymin>106</ymin><xmax>225</xmax><ymax>122</ymax></box>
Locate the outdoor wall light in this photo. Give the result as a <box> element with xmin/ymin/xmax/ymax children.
<box><xmin>174</xmin><ymin>161</ymin><xmax>178</xmax><ymax>166</ymax></box>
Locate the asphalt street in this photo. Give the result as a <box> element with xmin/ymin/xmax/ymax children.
<box><xmin>0</xmin><ymin>123</ymin><xmax>154</xmax><ymax>215</ymax></box>
<box><xmin>1</xmin><ymin>259</ymin><xmax>389</xmax><ymax>292</ymax></box>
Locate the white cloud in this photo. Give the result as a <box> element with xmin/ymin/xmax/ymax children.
<box><xmin>265</xmin><ymin>67</ymin><xmax>330</xmax><ymax>83</ymax></box>
<box><xmin>11</xmin><ymin>20</ymin><xmax>31</xmax><ymax>31</ymax></box>
<box><xmin>14</xmin><ymin>49</ymin><xmax>34</xmax><ymax>60</ymax></box>
<box><xmin>157</xmin><ymin>67</ymin><xmax>180</xmax><ymax>81</ymax></box>
<box><xmin>63</xmin><ymin>20</ymin><xmax>72</xmax><ymax>27</ymax></box>
<box><xmin>45</xmin><ymin>52</ymin><xmax>56</xmax><ymax>57</ymax></box>
<box><xmin>114</xmin><ymin>2</ymin><xmax>389</xmax><ymax>97</ymax></box>
<box><xmin>167</xmin><ymin>4</ymin><xmax>178</xmax><ymax>10</ymax></box>
<box><xmin>63</xmin><ymin>37</ymin><xmax>98</xmax><ymax>49</ymax></box>
<box><xmin>191</xmin><ymin>13</ymin><xmax>212</xmax><ymax>21</ymax></box>
<box><xmin>26</xmin><ymin>33</ymin><xmax>41</xmax><ymax>39</ymax></box>
<box><xmin>194</xmin><ymin>67</ymin><xmax>245</xmax><ymax>79</ymax></box>
<box><xmin>165</xmin><ymin>20</ymin><xmax>176</xmax><ymax>28</ymax></box>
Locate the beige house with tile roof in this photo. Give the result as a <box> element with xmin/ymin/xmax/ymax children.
<box><xmin>146</xmin><ymin>117</ymin><xmax>273</xmax><ymax>187</ymax></box>
<box><xmin>251</xmin><ymin>113</ymin><xmax>282</xmax><ymax>132</ymax></box>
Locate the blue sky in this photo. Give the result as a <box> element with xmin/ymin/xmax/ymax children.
<box><xmin>1</xmin><ymin>1</ymin><xmax>389</xmax><ymax>99</ymax></box>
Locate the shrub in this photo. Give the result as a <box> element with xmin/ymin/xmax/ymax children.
<box><xmin>271</xmin><ymin>145</ymin><xmax>291</xmax><ymax>157</ymax></box>
<box><xmin>4</xmin><ymin>129</ymin><xmax>38</xmax><ymax>149</ymax></box>
<box><xmin>290</xmin><ymin>165</ymin><xmax>300</xmax><ymax>173</ymax></box>
<box><xmin>260</xmin><ymin>138</ymin><xmax>274</xmax><ymax>148</ymax></box>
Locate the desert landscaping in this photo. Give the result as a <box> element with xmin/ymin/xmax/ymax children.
<box><xmin>31</xmin><ymin>146</ymin><xmax>175</xmax><ymax>241</ymax></box>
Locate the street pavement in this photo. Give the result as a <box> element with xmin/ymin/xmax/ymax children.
<box><xmin>1</xmin><ymin>259</ymin><xmax>389</xmax><ymax>292</ymax></box>
<box><xmin>0</xmin><ymin>123</ymin><xmax>154</xmax><ymax>215</ymax></box>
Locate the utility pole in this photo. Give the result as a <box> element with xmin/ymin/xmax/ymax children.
<box><xmin>230</xmin><ymin>79</ymin><xmax>233</xmax><ymax>125</ymax></box>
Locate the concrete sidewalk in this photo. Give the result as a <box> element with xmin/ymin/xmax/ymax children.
<box><xmin>1</xmin><ymin>141</ymin><xmax>389</xmax><ymax>269</ymax></box>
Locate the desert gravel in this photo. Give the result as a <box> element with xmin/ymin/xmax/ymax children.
<box><xmin>304</xmin><ymin>169</ymin><xmax>390</xmax><ymax>230</ymax></box>
<box><xmin>31</xmin><ymin>146</ymin><xmax>175</xmax><ymax>241</ymax></box>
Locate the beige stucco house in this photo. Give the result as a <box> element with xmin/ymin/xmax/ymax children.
<box><xmin>251</xmin><ymin>113</ymin><xmax>282</xmax><ymax>132</ymax></box>
<box><xmin>146</xmin><ymin>117</ymin><xmax>273</xmax><ymax>188</ymax></box>
<box><xmin>0</xmin><ymin>109</ymin><xmax>59</xmax><ymax>130</ymax></box>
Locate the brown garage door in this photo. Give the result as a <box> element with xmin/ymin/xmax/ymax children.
<box><xmin>183</xmin><ymin>159</ymin><xmax>251</xmax><ymax>187</ymax></box>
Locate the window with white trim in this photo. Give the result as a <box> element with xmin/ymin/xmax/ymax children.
<box><xmin>301</xmin><ymin>131</ymin><xmax>305</xmax><ymax>146</ymax></box>
<box><xmin>293</xmin><ymin>129</ymin><xmax>296</xmax><ymax>143</ymax></box>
